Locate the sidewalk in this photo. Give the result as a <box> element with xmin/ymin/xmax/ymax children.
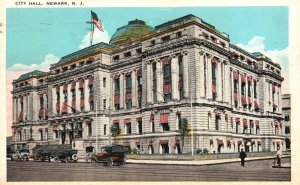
<box><xmin>125</xmin><ymin>155</ymin><xmax>291</xmax><ymax>166</ymax></box>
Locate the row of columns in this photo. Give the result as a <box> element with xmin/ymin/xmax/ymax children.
<box><xmin>230</xmin><ymin>71</ymin><xmax>257</xmax><ymax>110</ymax></box>
<box><xmin>52</xmin><ymin>79</ymin><xmax>91</xmax><ymax>115</ymax></box>
<box><xmin>112</xmin><ymin>69</ymin><xmax>140</xmax><ymax>109</ymax></box>
<box><xmin>146</xmin><ymin>53</ymin><xmax>189</xmax><ymax>104</ymax></box>
<box><xmin>199</xmin><ymin>52</ymin><xmax>230</xmax><ymax>103</ymax></box>
<box><xmin>266</xmin><ymin>81</ymin><xmax>281</xmax><ymax>112</ymax></box>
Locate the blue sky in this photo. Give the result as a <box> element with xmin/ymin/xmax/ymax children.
<box><xmin>6</xmin><ymin>7</ymin><xmax>288</xmax><ymax>68</ymax></box>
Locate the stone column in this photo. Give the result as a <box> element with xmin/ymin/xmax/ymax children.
<box><xmin>269</xmin><ymin>82</ymin><xmax>272</xmax><ymax>112</ymax></box>
<box><xmin>13</xmin><ymin>98</ymin><xmax>16</xmax><ymax>122</ymax></box>
<box><xmin>182</xmin><ymin>52</ymin><xmax>189</xmax><ymax>99</ymax></box>
<box><xmin>206</xmin><ymin>54</ymin><xmax>212</xmax><ymax>100</ymax></box>
<box><xmin>67</xmin><ymin>84</ymin><xmax>72</xmax><ymax>113</ymax></box>
<box><xmin>231</xmin><ymin>69</ymin><xmax>234</xmax><ymax>106</ymax></box>
<box><xmin>156</xmin><ymin>59</ymin><xmax>163</xmax><ymax>102</ymax></box>
<box><xmin>216</xmin><ymin>60</ymin><xmax>222</xmax><ymax>102</ymax></box>
<box><xmin>120</xmin><ymin>73</ymin><xmax>124</xmax><ymax>109</ymax></box>
<box><xmin>171</xmin><ymin>55</ymin><xmax>179</xmax><ymax>100</ymax></box>
<box><xmin>59</xmin><ymin>85</ymin><xmax>64</xmax><ymax>114</ymax></box>
<box><xmin>278</xmin><ymin>85</ymin><xmax>282</xmax><ymax>113</ymax></box>
<box><xmin>199</xmin><ymin>51</ymin><xmax>205</xmax><ymax>98</ymax></box>
<box><xmin>111</xmin><ymin>76</ymin><xmax>115</xmax><ymax>108</ymax></box>
<box><xmin>23</xmin><ymin>95</ymin><xmax>27</xmax><ymax>121</ymax></box>
<box><xmin>52</xmin><ymin>86</ymin><xmax>57</xmax><ymax>115</ymax></box>
<box><xmin>245</xmin><ymin>77</ymin><xmax>248</xmax><ymax>107</ymax></box>
<box><xmin>224</xmin><ymin>62</ymin><xmax>230</xmax><ymax>104</ymax></box>
<box><xmin>146</xmin><ymin>62</ymin><xmax>152</xmax><ymax>104</ymax></box>
<box><xmin>238</xmin><ymin>73</ymin><xmax>241</xmax><ymax>108</ymax></box>
<box><xmin>75</xmin><ymin>82</ymin><xmax>80</xmax><ymax>111</ymax></box>
<box><xmin>131</xmin><ymin>70</ymin><xmax>137</xmax><ymax>107</ymax></box>
<box><xmin>84</xmin><ymin>80</ymin><xmax>89</xmax><ymax>111</ymax></box>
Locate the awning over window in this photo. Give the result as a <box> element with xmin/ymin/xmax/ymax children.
<box><xmin>241</xmin><ymin>74</ymin><xmax>246</xmax><ymax>83</ymax></box>
<box><xmin>163</xmin><ymin>84</ymin><xmax>171</xmax><ymax>94</ymax></box>
<box><xmin>80</xmin><ymin>98</ymin><xmax>84</xmax><ymax>108</ymax></box>
<box><xmin>174</xmin><ymin>140</ymin><xmax>180</xmax><ymax>144</ymax></box>
<box><xmin>149</xmin><ymin>141</ymin><xmax>153</xmax><ymax>145</ymax></box>
<box><xmin>56</xmin><ymin>102</ymin><xmax>60</xmax><ymax>110</ymax></box>
<box><xmin>113</xmin><ymin>75</ymin><xmax>120</xmax><ymax>80</ymax></box>
<box><xmin>39</xmin><ymin>109</ymin><xmax>44</xmax><ymax>117</ymax></box>
<box><xmin>272</xmin><ymin>84</ymin><xmax>275</xmax><ymax>93</ymax></box>
<box><xmin>136</xmin><ymin>117</ymin><xmax>142</xmax><ymax>122</ymax></box>
<box><xmin>150</xmin><ymin>114</ymin><xmax>154</xmax><ymax>121</ymax></box>
<box><xmin>159</xmin><ymin>140</ymin><xmax>168</xmax><ymax>144</ymax></box>
<box><xmin>88</xmin><ymin>95</ymin><xmax>93</xmax><ymax>103</ymax></box>
<box><xmin>113</xmin><ymin>120</ymin><xmax>119</xmax><ymax>124</ymax></box>
<box><xmin>227</xmin><ymin>140</ymin><xmax>231</xmax><ymax>146</ymax></box>
<box><xmin>56</xmin><ymin>86</ymin><xmax>60</xmax><ymax>92</ymax></box>
<box><xmin>61</xmin><ymin>102</ymin><xmax>67</xmax><ymax>113</ymax></box>
<box><xmin>237</xmin><ymin>141</ymin><xmax>242</xmax><ymax>145</ymax></box>
<box><xmin>63</xmin><ymin>84</ymin><xmax>67</xmax><ymax>92</ymax></box>
<box><xmin>247</xmin><ymin>76</ymin><xmax>252</xmax><ymax>83</ymax></box>
<box><xmin>88</xmin><ymin>77</ymin><xmax>94</xmax><ymax>86</ymax></box>
<box><xmin>234</xmin><ymin>93</ymin><xmax>238</xmax><ymax>101</ymax></box>
<box><xmin>279</xmin><ymin>121</ymin><xmax>282</xmax><ymax>128</ymax></box>
<box><xmin>161</xmin><ymin>57</ymin><xmax>171</xmax><ymax>65</ymax></box>
<box><xmin>125</xmin><ymin>93</ymin><xmax>132</xmax><ymax>102</ymax></box>
<box><xmin>135</xmin><ymin>142</ymin><xmax>140</xmax><ymax>145</ymax></box>
<box><xmin>243</xmin><ymin>119</ymin><xmax>248</xmax><ymax>127</ymax></box>
<box><xmin>123</xmin><ymin>142</ymin><xmax>130</xmax><ymax>147</ymax></box>
<box><xmin>274</xmin><ymin>121</ymin><xmax>279</xmax><ymax>126</ymax></box>
<box><xmin>273</xmin><ymin>103</ymin><xmax>277</xmax><ymax>108</ymax></box>
<box><xmin>235</xmin><ymin>118</ymin><xmax>240</xmax><ymax>123</ymax></box>
<box><xmin>79</xmin><ymin>80</ymin><xmax>84</xmax><ymax>89</ymax></box>
<box><xmin>136</xmin><ymin>69</ymin><xmax>142</xmax><ymax>77</ymax></box>
<box><xmin>71</xmin><ymin>82</ymin><xmax>75</xmax><ymax>90</ymax></box>
<box><xmin>257</xmin><ymin>141</ymin><xmax>261</xmax><ymax>145</ymax></box>
<box><xmin>38</xmin><ymin>128</ymin><xmax>43</xmax><ymax>132</ymax></box>
<box><xmin>241</xmin><ymin>95</ymin><xmax>247</xmax><ymax>105</ymax></box>
<box><xmin>255</xmin><ymin>120</ymin><xmax>260</xmax><ymax>127</ymax></box>
<box><xmin>254</xmin><ymin>100</ymin><xmax>260</xmax><ymax>110</ymax></box>
<box><xmin>233</xmin><ymin>71</ymin><xmax>239</xmax><ymax>80</ymax></box>
<box><xmin>18</xmin><ymin>112</ymin><xmax>23</xmax><ymax>122</ymax></box>
<box><xmin>124</xmin><ymin>118</ymin><xmax>131</xmax><ymax>124</ymax></box>
<box><xmin>217</xmin><ymin>139</ymin><xmax>224</xmax><ymax>145</ymax></box>
<box><xmin>212</xmin><ymin>84</ymin><xmax>217</xmax><ymax>93</ymax></box>
<box><xmin>211</xmin><ymin>57</ymin><xmax>217</xmax><ymax>64</ymax></box>
<box><xmin>52</xmin><ymin>126</ymin><xmax>58</xmax><ymax>131</ymax></box>
<box><xmin>160</xmin><ymin>113</ymin><xmax>169</xmax><ymax>124</ymax></box>
<box><xmin>114</xmin><ymin>95</ymin><xmax>120</xmax><ymax>104</ymax></box>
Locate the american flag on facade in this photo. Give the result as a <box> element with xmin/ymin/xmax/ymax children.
<box><xmin>91</xmin><ymin>11</ymin><xmax>104</xmax><ymax>31</ymax></box>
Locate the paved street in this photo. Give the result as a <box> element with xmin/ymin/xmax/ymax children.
<box><xmin>7</xmin><ymin>157</ymin><xmax>290</xmax><ymax>181</ymax></box>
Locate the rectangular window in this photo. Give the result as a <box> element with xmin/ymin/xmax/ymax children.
<box><xmin>126</xmin><ymin>123</ymin><xmax>132</xmax><ymax>135</ymax></box>
<box><xmin>163</xmin><ymin>63</ymin><xmax>172</xmax><ymax>101</ymax></box>
<box><xmin>151</xmin><ymin>40</ymin><xmax>155</xmax><ymax>46</ymax></box>
<box><xmin>126</xmin><ymin>75</ymin><xmax>132</xmax><ymax>93</ymax></box>
<box><xmin>104</xmin><ymin>124</ymin><xmax>107</xmax><ymax>135</ymax></box>
<box><xmin>285</xmin><ymin>126</ymin><xmax>290</xmax><ymax>134</ymax></box>
<box><xmin>236</xmin><ymin>122</ymin><xmax>239</xmax><ymax>133</ymax></box>
<box><xmin>88</xmin><ymin>124</ymin><xmax>92</xmax><ymax>137</ymax></box>
<box><xmin>103</xmin><ymin>99</ymin><xmax>106</xmax><ymax>110</ymax></box>
<box><xmin>138</xmin><ymin>121</ymin><xmax>142</xmax><ymax>134</ymax></box>
<box><xmin>215</xmin><ymin>116</ymin><xmax>220</xmax><ymax>131</ymax></box>
<box><xmin>254</xmin><ymin>81</ymin><xmax>257</xmax><ymax>99</ymax></box>
<box><xmin>151</xmin><ymin>121</ymin><xmax>155</xmax><ymax>133</ymax></box>
<box><xmin>124</xmin><ymin>52</ymin><xmax>131</xmax><ymax>57</ymax></box>
<box><xmin>162</xmin><ymin>124</ymin><xmax>170</xmax><ymax>131</ymax></box>
<box><xmin>126</xmin><ymin>99</ymin><xmax>132</xmax><ymax>109</ymax></box>
<box><xmin>212</xmin><ymin>63</ymin><xmax>217</xmax><ymax>101</ymax></box>
<box><xmin>153</xmin><ymin>63</ymin><xmax>157</xmax><ymax>103</ymax></box>
<box><xmin>285</xmin><ymin>115</ymin><xmax>290</xmax><ymax>121</ymax></box>
<box><xmin>176</xmin><ymin>31</ymin><xmax>182</xmax><ymax>38</ymax></box>
<box><xmin>103</xmin><ymin>78</ymin><xmax>106</xmax><ymax>87</ymax></box>
<box><xmin>178</xmin><ymin>57</ymin><xmax>184</xmax><ymax>100</ymax></box>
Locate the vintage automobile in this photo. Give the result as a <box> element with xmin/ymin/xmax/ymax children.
<box><xmin>33</xmin><ymin>148</ymin><xmax>51</xmax><ymax>162</ymax></box>
<box><xmin>90</xmin><ymin>145</ymin><xmax>126</xmax><ymax>166</ymax></box>
<box><xmin>55</xmin><ymin>149</ymin><xmax>78</xmax><ymax>163</ymax></box>
<box><xmin>11</xmin><ymin>149</ymin><xmax>30</xmax><ymax>161</ymax></box>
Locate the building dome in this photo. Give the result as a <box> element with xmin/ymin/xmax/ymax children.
<box><xmin>109</xmin><ymin>19</ymin><xmax>153</xmax><ymax>46</ymax></box>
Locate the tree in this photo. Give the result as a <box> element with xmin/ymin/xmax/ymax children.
<box><xmin>110</xmin><ymin>124</ymin><xmax>121</xmax><ymax>143</ymax></box>
<box><xmin>178</xmin><ymin>118</ymin><xmax>190</xmax><ymax>154</ymax></box>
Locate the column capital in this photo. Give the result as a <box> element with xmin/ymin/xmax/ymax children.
<box><xmin>199</xmin><ymin>50</ymin><xmax>205</xmax><ymax>56</ymax></box>
<box><xmin>206</xmin><ymin>54</ymin><xmax>212</xmax><ymax>59</ymax></box>
<box><xmin>154</xmin><ymin>58</ymin><xmax>161</xmax><ymax>63</ymax></box>
<box><xmin>171</xmin><ymin>54</ymin><xmax>178</xmax><ymax>59</ymax></box>
<box><xmin>181</xmin><ymin>50</ymin><xmax>188</xmax><ymax>56</ymax></box>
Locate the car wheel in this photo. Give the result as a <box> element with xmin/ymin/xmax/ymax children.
<box><xmin>66</xmin><ymin>156</ymin><xmax>71</xmax><ymax>163</ymax></box>
<box><xmin>106</xmin><ymin>158</ymin><xmax>112</xmax><ymax>167</ymax></box>
<box><xmin>53</xmin><ymin>156</ymin><xmax>58</xmax><ymax>162</ymax></box>
<box><xmin>71</xmin><ymin>154</ymin><xmax>78</xmax><ymax>161</ymax></box>
<box><xmin>90</xmin><ymin>158</ymin><xmax>96</xmax><ymax>164</ymax></box>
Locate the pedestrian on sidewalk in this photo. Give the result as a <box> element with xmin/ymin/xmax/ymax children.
<box><xmin>276</xmin><ymin>147</ymin><xmax>282</xmax><ymax>167</ymax></box>
<box><xmin>239</xmin><ymin>149</ymin><xmax>247</xmax><ymax>167</ymax></box>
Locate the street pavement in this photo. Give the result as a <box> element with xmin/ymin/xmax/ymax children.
<box><xmin>7</xmin><ymin>156</ymin><xmax>291</xmax><ymax>181</ymax></box>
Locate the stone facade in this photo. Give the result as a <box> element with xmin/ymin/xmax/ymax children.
<box><xmin>11</xmin><ymin>14</ymin><xmax>285</xmax><ymax>156</ymax></box>
<box><xmin>282</xmin><ymin>94</ymin><xmax>291</xmax><ymax>149</ymax></box>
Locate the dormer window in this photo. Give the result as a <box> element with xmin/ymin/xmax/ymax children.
<box><xmin>240</xmin><ymin>55</ymin><xmax>245</xmax><ymax>61</ymax></box>
<box><xmin>136</xmin><ymin>48</ymin><xmax>142</xmax><ymax>54</ymax></box>
<box><xmin>161</xmin><ymin>35</ymin><xmax>170</xmax><ymax>42</ymax></box>
<box><xmin>176</xmin><ymin>31</ymin><xmax>182</xmax><ymax>38</ymax></box>
<box><xmin>79</xmin><ymin>61</ymin><xmax>84</xmax><ymax>66</ymax></box>
<box><xmin>39</xmin><ymin>79</ymin><xmax>43</xmax><ymax>84</ymax></box>
<box><xmin>62</xmin><ymin>67</ymin><xmax>68</xmax><ymax>72</ymax></box>
<box><xmin>151</xmin><ymin>40</ymin><xmax>155</xmax><ymax>46</ymax></box>
<box><xmin>266</xmin><ymin>64</ymin><xmax>270</xmax><ymax>69</ymax></box>
<box><xmin>247</xmin><ymin>60</ymin><xmax>252</xmax><ymax>66</ymax></box>
<box><xmin>202</xmin><ymin>32</ymin><xmax>209</xmax><ymax>39</ymax></box>
<box><xmin>70</xmin><ymin>64</ymin><xmax>76</xmax><ymax>69</ymax></box>
<box><xmin>113</xmin><ymin>55</ymin><xmax>120</xmax><ymax>61</ymax></box>
<box><xmin>210</xmin><ymin>36</ymin><xmax>216</xmax><ymax>42</ymax></box>
<box><xmin>124</xmin><ymin>52</ymin><xmax>131</xmax><ymax>58</ymax></box>
<box><xmin>55</xmin><ymin>69</ymin><xmax>60</xmax><ymax>74</ymax></box>
<box><xmin>220</xmin><ymin>41</ymin><xmax>226</xmax><ymax>48</ymax></box>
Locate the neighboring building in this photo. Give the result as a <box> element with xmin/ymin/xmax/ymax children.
<box><xmin>282</xmin><ymin>94</ymin><xmax>291</xmax><ymax>149</ymax></box>
<box><xmin>11</xmin><ymin>14</ymin><xmax>286</xmax><ymax>156</ymax></box>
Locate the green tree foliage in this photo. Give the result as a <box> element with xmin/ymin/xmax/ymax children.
<box><xmin>178</xmin><ymin>118</ymin><xmax>190</xmax><ymax>154</ymax></box>
<box><xmin>110</xmin><ymin>124</ymin><xmax>121</xmax><ymax>142</ymax></box>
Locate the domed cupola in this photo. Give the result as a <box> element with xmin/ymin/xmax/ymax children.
<box><xmin>109</xmin><ymin>19</ymin><xmax>153</xmax><ymax>46</ymax></box>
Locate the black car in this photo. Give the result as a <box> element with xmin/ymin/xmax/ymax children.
<box><xmin>33</xmin><ymin>148</ymin><xmax>51</xmax><ymax>162</ymax></box>
<box><xmin>55</xmin><ymin>149</ymin><xmax>78</xmax><ymax>163</ymax></box>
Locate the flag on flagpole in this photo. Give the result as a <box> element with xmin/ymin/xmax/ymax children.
<box><xmin>91</xmin><ymin>11</ymin><xmax>104</xmax><ymax>31</ymax></box>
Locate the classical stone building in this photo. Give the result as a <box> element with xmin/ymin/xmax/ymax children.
<box><xmin>282</xmin><ymin>94</ymin><xmax>291</xmax><ymax>149</ymax></box>
<box><xmin>11</xmin><ymin>14</ymin><xmax>286</xmax><ymax>156</ymax></box>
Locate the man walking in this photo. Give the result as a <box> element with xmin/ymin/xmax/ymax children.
<box><xmin>276</xmin><ymin>147</ymin><xmax>282</xmax><ymax>166</ymax></box>
<box><xmin>239</xmin><ymin>149</ymin><xmax>247</xmax><ymax>167</ymax></box>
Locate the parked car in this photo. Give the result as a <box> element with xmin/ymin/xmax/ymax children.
<box><xmin>33</xmin><ymin>148</ymin><xmax>51</xmax><ymax>162</ymax></box>
<box><xmin>55</xmin><ymin>149</ymin><xmax>78</xmax><ymax>163</ymax></box>
<box><xmin>91</xmin><ymin>145</ymin><xmax>126</xmax><ymax>166</ymax></box>
<box><xmin>11</xmin><ymin>149</ymin><xmax>30</xmax><ymax>161</ymax></box>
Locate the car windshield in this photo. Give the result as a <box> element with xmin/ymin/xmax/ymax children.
<box><xmin>101</xmin><ymin>148</ymin><xmax>110</xmax><ymax>153</ymax></box>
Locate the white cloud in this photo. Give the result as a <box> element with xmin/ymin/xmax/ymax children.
<box><xmin>237</xmin><ymin>36</ymin><xmax>289</xmax><ymax>94</ymax></box>
<box><xmin>79</xmin><ymin>29</ymin><xmax>111</xmax><ymax>49</ymax></box>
